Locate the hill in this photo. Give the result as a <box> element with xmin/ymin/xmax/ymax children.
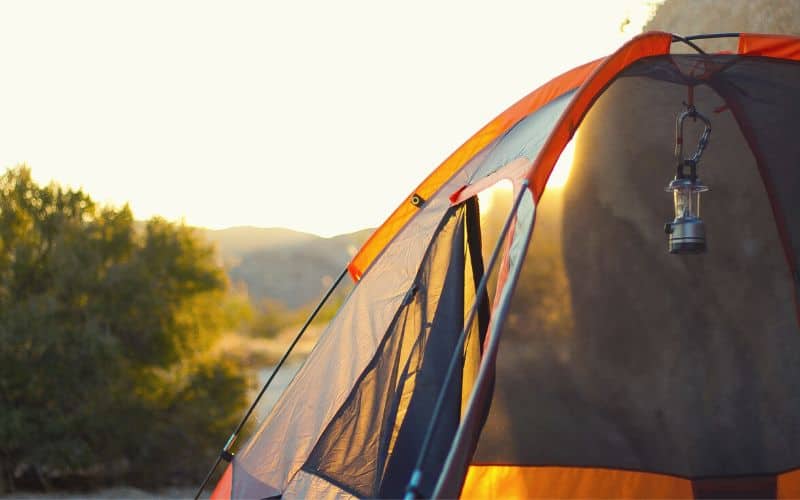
<box><xmin>203</xmin><ymin>226</ymin><xmax>373</xmax><ymax>308</ymax></box>
<box><xmin>200</xmin><ymin>226</ymin><xmax>319</xmax><ymax>266</ymax></box>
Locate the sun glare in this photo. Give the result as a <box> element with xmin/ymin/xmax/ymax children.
<box><xmin>0</xmin><ymin>1</ymin><xmax>657</xmax><ymax>236</ymax></box>
<box><xmin>547</xmin><ymin>134</ymin><xmax>577</xmax><ymax>189</ymax></box>
<box><xmin>476</xmin><ymin>132</ymin><xmax>578</xmax><ymax>214</ymax></box>
<box><xmin>477</xmin><ymin>179</ymin><xmax>513</xmax><ymax>218</ymax></box>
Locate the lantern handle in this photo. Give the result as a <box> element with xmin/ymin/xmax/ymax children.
<box><xmin>675</xmin><ymin>105</ymin><xmax>712</xmax><ymax>178</ymax></box>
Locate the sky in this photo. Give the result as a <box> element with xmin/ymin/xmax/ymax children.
<box><xmin>0</xmin><ymin>1</ymin><xmax>660</xmax><ymax>237</ymax></box>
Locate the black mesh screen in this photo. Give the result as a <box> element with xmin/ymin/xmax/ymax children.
<box><xmin>711</xmin><ymin>57</ymin><xmax>800</xmax><ymax>282</ymax></box>
<box><xmin>474</xmin><ymin>60</ymin><xmax>800</xmax><ymax>479</ymax></box>
<box><xmin>621</xmin><ymin>54</ymin><xmax>800</xmax><ymax>282</ymax></box>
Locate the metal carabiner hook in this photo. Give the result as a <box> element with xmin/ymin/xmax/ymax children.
<box><xmin>675</xmin><ymin>105</ymin><xmax>712</xmax><ymax>171</ymax></box>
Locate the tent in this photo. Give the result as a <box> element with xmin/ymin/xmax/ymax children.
<box><xmin>205</xmin><ymin>32</ymin><xmax>800</xmax><ymax>498</ymax></box>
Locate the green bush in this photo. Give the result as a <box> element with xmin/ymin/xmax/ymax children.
<box><xmin>249</xmin><ymin>298</ymin><xmax>294</xmax><ymax>338</ymax></box>
<box><xmin>0</xmin><ymin>166</ymin><xmax>249</xmax><ymax>491</ymax></box>
<box><xmin>249</xmin><ymin>289</ymin><xmax>350</xmax><ymax>340</ymax></box>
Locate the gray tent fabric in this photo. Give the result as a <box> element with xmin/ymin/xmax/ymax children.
<box><xmin>281</xmin><ymin>470</ymin><xmax>356</xmax><ymax>499</ymax></box>
<box><xmin>468</xmin><ymin>90</ymin><xmax>576</xmax><ymax>183</ymax></box>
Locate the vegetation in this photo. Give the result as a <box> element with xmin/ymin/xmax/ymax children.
<box><xmin>248</xmin><ymin>293</ymin><xmax>347</xmax><ymax>339</ymax></box>
<box><xmin>0</xmin><ymin>166</ymin><xmax>250</xmax><ymax>492</ymax></box>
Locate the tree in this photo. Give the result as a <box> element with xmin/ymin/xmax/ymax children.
<box><xmin>0</xmin><ymin>166</ymin><xmax>248</xmax><ymax>491</ymax></box>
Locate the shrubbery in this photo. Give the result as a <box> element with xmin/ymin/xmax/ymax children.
<box><xmin>248</xmin><ymin>294</ymin><xmax>345</xmax><ymax>339</ymax></box>
<box><xmin>0</xmin><ymin>167</ymin><xmax>249</xmax><ymax>491</ymax></box>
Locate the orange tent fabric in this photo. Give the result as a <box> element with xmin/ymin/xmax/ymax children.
<box><xmin>739</xmin><ymin>33</ymin><xmax>800</xmax><ymax>60</ymax></box>
<box><xmin>210</xmin><ymin>464</ymin><xmax>233</xmax><ymax>500</ymax></box>
<box><xmin>461</xmin><ymin>466</ymin><xmax>693</xmax><ymax>499</ymax></box>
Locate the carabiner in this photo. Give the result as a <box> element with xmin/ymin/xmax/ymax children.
<box><xmin>675</xmin><ymin>105</ymin><xmax>712</xmax><ymax>167</ymax></box>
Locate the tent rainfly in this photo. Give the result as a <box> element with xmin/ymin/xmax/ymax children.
<box><xmin>202</xmin><ymin>32</ymin><xmax>800</xmax><ymax>499</ymax></box>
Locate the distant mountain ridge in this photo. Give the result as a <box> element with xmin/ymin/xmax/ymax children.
<box><xmin>200</xmin><ymin>226</ymin><xmax>373</xmax><ymax>308</ymax></box>
<box><xmin>199</xmin><ymin>226</ymin><xmax>319</xmax><ymax>266</ymax></box>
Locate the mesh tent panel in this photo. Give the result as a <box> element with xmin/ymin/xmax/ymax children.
<box><xmin>473</xmin><ymin>66</ymin><xmax>800</xmax><ymax>479</ymax></box>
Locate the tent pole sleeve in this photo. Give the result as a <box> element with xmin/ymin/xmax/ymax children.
<box><xmin>193</xmin><ymin>266</ymin><xmax>349</xmax><ymax>500</ymax></box>
<box><xmin>403</xmin><ymin>181</ymin><xmax>529</xmax><ymax>500</ymax></box>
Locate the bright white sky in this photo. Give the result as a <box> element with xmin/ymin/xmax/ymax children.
<box><xmin>0</xmin><ymin>1</ymin><xmax>659</xmax><ymax>237</ymax></box>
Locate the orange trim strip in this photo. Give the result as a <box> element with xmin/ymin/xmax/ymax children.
<box><xmin>348</xmin><ymin>32</ymin><xmax>673</xmax><ymax>281</ymax></box>
<box><xmin>460</xmin><ymin>465</ymin><xmax>692</xmax><ymax>499</ymax></box>
<box><xmin>459</xmin><ymin>465</ymin><xmax>800</xmax><ymax>498</ymax></box>
<box><xmin>779</xmin><ymin>469</ymin><xmax>800</xmax><ymax>499</ymax></box>
<box><xmin>738</xmin><ymin>33</ymin><xmax>800</xmax><ymax>61</ymax></box>
<box><xmin>526</xmin><ymin>32</ymin><xmax>673</xmax><ymax>200</ymax></box>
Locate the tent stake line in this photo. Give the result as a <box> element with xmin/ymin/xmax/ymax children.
<box><xmin>404</xmin><ymin>181</ymin><xmax>529</xmax><ymax>500</ymax></box>
<box><xmin>193</xmin><ymin>266</ymin><xmax>349</xmax><ymax>500</ymax></box>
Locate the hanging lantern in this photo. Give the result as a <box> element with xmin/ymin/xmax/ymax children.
<box><xmin>665</xmin><ymin>177</ymin><xmax>709</xmax><ymax>254</ymax></box>
<box><xmin>665</xmin><ymin>104</ymin><xmax>711</xmax><ymax>254</ymax></box>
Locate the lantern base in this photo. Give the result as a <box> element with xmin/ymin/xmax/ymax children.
<box><xmin>665</xmin><ymin>218</ymin><xmax>706</xmax><ymax>254</ymax></box>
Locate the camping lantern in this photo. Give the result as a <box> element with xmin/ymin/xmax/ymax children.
<box><xmin>664</xmin><ymin>176</ymin><xmax>709</xmax><ymax>253</ymax></box>
<box><xmin>665</xmin><ymin>103</ymin><xmax>711</xmax><ymax>254</ymax></box>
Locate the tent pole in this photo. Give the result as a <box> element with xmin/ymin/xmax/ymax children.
<box><xmin>682</xmin><ymin>32</ymin><xmax>740</xmax><ymax>41</ymax></box>
<box><xmin>193</xmin><ymin>266</ymin><xmax>349</xmax><ymax>500</ymax></box>
<box><xmin>670</xmin><ymin>32</ymin><xmax>740</xmax><ymax>54</ymax></box>
<box><xmin>403</xmin><ymin>182</ymin><xmax>529</xmax><ymax>500</ymax></box>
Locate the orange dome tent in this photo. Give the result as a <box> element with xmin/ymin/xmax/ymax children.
<box><xmin>200</xmin><ymin>32</ymin><xmax>800</xmax><ymax>499</ymax></box>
